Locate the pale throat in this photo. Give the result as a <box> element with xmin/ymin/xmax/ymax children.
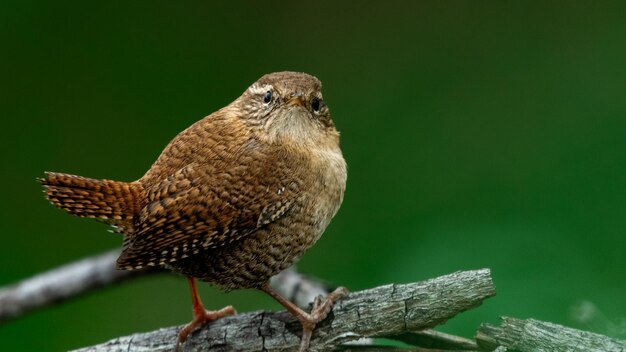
<box><xmin>264</xmin><ymin>108</ymin><xmax>336</xmax><ymax>149</ymax></box>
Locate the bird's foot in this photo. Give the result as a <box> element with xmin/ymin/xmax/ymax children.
<box><xmin>176</xmin><ymin>305</ymin><xmax>236</xmax><ymax>351</ymax></box>
<box><xmin>296</xmin><ymin>287</ymin><xmax>349</xmax><ymax>352</ymax></box>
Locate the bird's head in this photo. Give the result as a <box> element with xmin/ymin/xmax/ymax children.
<box><xmin>236</xmin><ymin>71</ymin><xmax>339</xmax><ymax>147</ymax></box>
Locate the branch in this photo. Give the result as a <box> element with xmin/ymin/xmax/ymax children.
<box><xmin>393</xmin><ymin>330</ymin><xmax>480</xmax><ymax>350</ymax></box>
<box><xmin>0</xmin><ymin>249</ymin><xmax>333</xmax><ymax>323</ymax></box>
<box><xmin>476</xmin><ymin>316</ymin><xmax>626</xmax><ymax>351</ymax></box>
<box><xmin>74</xmin><ymin>269</ymin><xmax>495</xmax><ymax>352</ymax></box>
<box><xmin>5</xmin><ymin>251</ymin><xmax>625</xmax><ymax>351</ymax></box>
<box><xmin>0</xmin><ymin>250</ymin><xmax>158</xmax><ymax>322</ymax></box>
<box><xmin>269</xmin><ymin>266</ymin><xmax>332</xmax><ymax>309</ymax></box>
<box><xmin>1</xmin><ymin>250</ymin><xmax>481</xmax><ymax>350</ymax></box>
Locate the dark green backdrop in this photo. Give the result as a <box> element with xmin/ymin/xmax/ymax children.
<box><xmin>2</xmin><ymin>1</ymin><xmax>625</xmax><ymax>350</ymax></box>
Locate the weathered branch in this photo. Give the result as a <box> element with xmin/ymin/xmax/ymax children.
<box><xmin>0</xmin><ymin>249</ymin><xmax>336</xmax><ymax>323</ymax></box>
<box><xmin>73</xmin><ymin>269</ymin><xmax>494</xmax><ymax>352</ymax></box>
<box><xmin>476</xmin><ymin>316</ymin><xmax>626</xmax><ymax>352</ymax></box>
<box><xmin>6</xmin><ymin>251</ymin><xmax>622</xmax><ymax>351</ymax></box>
<box><xmin>269</xmin><ymin>267</ymin><xmax>332</xmax><ymax>309</ymax></box>
<box><xmin>0</xmin><ymin>250</ymin><xmax>158</xmax><ymax>323</ymax></box>
<box><xmin>393</xmin><ymin>330</ymin><xmax>479</xmax><ymax>350</ymax></box>
<box><xmin>1</xmin><ymin>250</ymin><xmax>477</xmax><ymax>350</ymax></box>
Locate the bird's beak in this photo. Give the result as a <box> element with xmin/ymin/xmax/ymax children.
<box><xmin>287</xmin><ymin>95</ymin><xmax>305</xmax><ymax>107</ymax></box>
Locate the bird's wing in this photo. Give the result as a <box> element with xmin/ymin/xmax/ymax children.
<box><xmin>116</xmin><ymin>162</ymin><xmax>298</xmax><ymax>269</ymax></box>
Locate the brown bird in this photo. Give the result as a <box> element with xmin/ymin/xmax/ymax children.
<box><xmin>40</xmin><ymin>71</ymin><xmax>347</xmax><ymax>351</ymax></box>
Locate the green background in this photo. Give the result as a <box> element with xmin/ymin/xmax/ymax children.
<box><xmin>2</xmin><ymin>1</ymin><xmax>625</xmax><ymax>350</ymax></box>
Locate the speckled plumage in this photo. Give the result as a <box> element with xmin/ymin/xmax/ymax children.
<box><xmin>41</xmin><ymin>71</ymin><xmax>346</xmax><ymax>290</ymax></box>
<box><xmin>41</xmin><ymin>72</ymin><xmax>347</xmax><ymax>351</ymax></box>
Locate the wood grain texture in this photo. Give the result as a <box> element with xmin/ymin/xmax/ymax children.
<box><xmin>73</xmin><ymin>269</ymin><xmax>495</xmax><ymax>352</ymax></box>
<box><xmin>477</xmin><ymin>316</ymin><xmax>626</xmax><ymax>352</ymax></box>
<box><xmin>0</xmin><ymin>250</ymin><xmax>154</xmax><ymax>323</ymax></box>
<box><xmin>0</xmin><ymin>249</ymin><xmax>327</xmax><ymax>324</ymax></box>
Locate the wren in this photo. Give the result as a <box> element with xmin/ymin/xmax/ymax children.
<box><xmin>41</xmin><ymin>72</ymin><xmax>347</xmax><ymax>351</ymax></box>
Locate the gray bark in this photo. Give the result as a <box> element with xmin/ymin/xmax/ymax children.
<box><xmin>0</xmin><ymin>250</ymin><xmax>156</xmax><ymax>322</ymax></box>
<box><xmin>393</xmin><ymin>329</ymin><xmax>479</xmax><ymax>350</ymax></box>
<box><xmin>74</xmin><ymin>269</ymin><xmax>495</xmax><ymax>352</ymax></box>
<box><xmin>0</xmin><ymin>250</ymin><xmax>327</xmax><ymax>323</ymax></box>
<box><xmin>476</xmin><ymin>316</ymin><xmax>626</xmax><ymax>352</ymax></box>
<box><xmin>5</xmin><ymin>251</ymin><xmax>624</xmax><ymax>351</ymax></box>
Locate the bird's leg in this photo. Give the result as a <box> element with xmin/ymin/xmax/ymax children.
<box><xmin>261</xmin><ymin>282</ymin><xmax>348</xmax><ymax>352</ymax></box>
<box><xmin>176</xmin><ymin>277</ymin><xmax>236</xmax><ymax>351</ymax></box>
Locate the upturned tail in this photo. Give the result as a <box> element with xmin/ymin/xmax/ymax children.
<box><xmin>40</xmin><ymin>172</ymin><xmax>143</xmax><ymax>222</ymax></box>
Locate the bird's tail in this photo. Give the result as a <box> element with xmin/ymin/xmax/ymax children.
<box><xmin>40</xmin><ymin>172</ymin><xmax>143</xmax><ymax>221</ymax></box>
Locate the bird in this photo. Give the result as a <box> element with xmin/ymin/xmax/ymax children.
<box><xmin>40</xmin><ymin>71</ymin><xmax>348</xmax><ymax>351</ymax></box>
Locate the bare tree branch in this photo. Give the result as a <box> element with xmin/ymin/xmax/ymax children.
<box><xmin>1</xmin><ymin>250</ymin><xmax>482</xmax><ymax>350</ymax></box>
<box><xmin>6</xmin><ymin>251</ymin><xmax>621</xmax><ymax>351</ymax></box>
<box><xmin>393</xmin><ymin>330</ymin><xmax>479</xmax><ymax>350</ymax></box>
<box><xmin>73</xmin><ymin>269</ymin><xmax>495</xmax><ymax>352</ymax></box>
<box><xmin>269</xmin><ymin>267</ymin><xmax>331</xmax><ymax>309</ymax></box>
<box><xmin>0</xmin><ymin>250</ymin><xmax>157</xmax><ymax>322</ymax></box>
<box><xmin>0</xmin><ymin>249</ymin><xmax>334</xmax><ymax>323</ymax></box>
<box><xmin>476</xmin><ymin>316</ymin><xmax>626</xmax><ymax>352</ymax></box>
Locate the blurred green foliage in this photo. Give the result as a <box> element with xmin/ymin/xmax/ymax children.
<box><xmin>1</xmin><ymin>1</ymin><xmax>625</xmax><ymax>350</ymax></box>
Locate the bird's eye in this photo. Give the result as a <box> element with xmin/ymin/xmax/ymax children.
<box><xmin>263</xmin><ymin>91</ymin><xmax>272</xmax><ymax>104</ymax></box>
<box><xmin>311</xmin><ymin>97</ymin><xmax>321</xmax><ymax>112</ymax></box>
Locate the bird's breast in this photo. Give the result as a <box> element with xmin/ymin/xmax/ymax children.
<box><xmin>300</xmin><ymin>145</ymin><xmax>347</xmax><ymax>233</ymax></box>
